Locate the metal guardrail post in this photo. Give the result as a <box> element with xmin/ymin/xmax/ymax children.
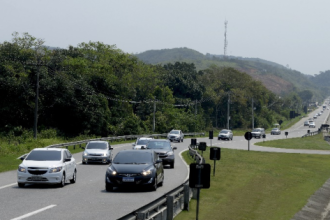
<box><xmin>137</xmin><ymin>212</ymin><xmax>146</xmax><ymax>220</ymax></box>
<box><xmin>183</xmin><ymin>184</ymin><xmax>190</xmax><ymax>211</ymax></box>
<box><xmin>167</xmin><ymin>195</ymin><xmax>174</xmax><ymax>220</ymax></box>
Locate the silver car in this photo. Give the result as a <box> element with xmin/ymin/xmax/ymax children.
<box><xmin>218</xmin><ymin>129</ymin><xmax>233</xmax><ymax>140</ymax></box>
<box><xmin>82</xmin><ymin>141</ymin><xmax>113</xmax><ymax>164</ymax></box>
<box><xmin>270</xmin><ymin>128</ymin><xmax>281</xmax><ymax>135</ymax></box>
<box><xmin>167</xmin><ymin>130</ymin><xmax>184</xmax><ymax>142</ymax></box>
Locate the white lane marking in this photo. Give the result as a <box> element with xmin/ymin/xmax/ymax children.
<box><xmin>11</xmin><ymin>204</ymin><xmax>57</xmax><ymax>220</ymax></box>
<box><xmin>179</xmin><ymin>149</ymin><xmax>190</xmax><ymax>182</ymax></box>
<box><xmin>0</xmin><ymin>183</ymin><xmax>16</xmax><ymax>190</ymax></box>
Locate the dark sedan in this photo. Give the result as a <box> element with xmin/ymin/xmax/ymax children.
<box><xmin>105</xmin><ymin>150</ymin><xmax>164</xmax><ymax>192</ymax></box>
<box><xmin>146</xmin><ymin>139</ymin><xmax>177</xmax><ymax>168</ymax></box>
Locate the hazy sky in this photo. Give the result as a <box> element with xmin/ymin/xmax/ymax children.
<box><xmin>1</xmin><ymin>0</ymin><xmax>329</xmax><ymax>75</ymax></box>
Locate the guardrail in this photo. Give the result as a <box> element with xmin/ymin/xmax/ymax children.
<box><xmin>118</xmin><ymin>144</ymin><xmax>204</xmax><ymax>220</ymax></box>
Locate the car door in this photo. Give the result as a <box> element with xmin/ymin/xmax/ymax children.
<box><xmin>154</xmin><ymin>152</ymin><xmax>162</xmax><ymax>183</ymax></box>
<box><xmin>64</xmin><ymin>150</ymin><xmax>74</xmax><ymax>178</ymax></box>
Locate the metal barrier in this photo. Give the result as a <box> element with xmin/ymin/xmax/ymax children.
<box><xmin>118</xmin><ymin>145</ymin><xmax>204</xmax><ymax>220</ymax></box>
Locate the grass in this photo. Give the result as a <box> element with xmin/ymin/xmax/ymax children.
<box><xmin>177</xmin><ymin>147</ymin><xmax>330</xmax><ymax>220</ymax></box>
<box><xmin>255</xmin><ymin>133</ymin><xmax>330</xmax><ymax>150</ymax></box>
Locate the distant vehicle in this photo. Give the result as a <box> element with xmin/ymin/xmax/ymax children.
<box><xmin>167</xmin><ymin>130</ymin><xmax>184</xmax><ymax>142</ymax></box>
<box><xmin>309</xmin><ymin>121</ymin><xmax>316</xmax><ymax>128</ymax></box>
<box><xmin>304</xmin><ymin>121</ymin><xmax>309</xmax><ymax>126</ymax></box>
<box><xmin>17</xmin><ymin>148</ymin><xmax>76</xmax><ymax>188</ymax></box>
<box><xmin>82</xmin><ymin>141</ymin><xmax>113</xmax><ymax>164</ymax></box>
<box><xmin>270</xmin><ymin>128</ymin><xmax>281</xmax><ymax>135</ymax></box>
<box><xmin>132</xmin><ymin>137</ymin><xmax>153</xmax><ymax>149</ymax></box>
<box><xmin>105</xmin><ymin>150</ymin><xmax>164</xmax><ymax>192</ymax></box>
<box><xmin>251</xmin><ymin>128</ymin><xmax>265</xmax><ymax>138</ymax></box>
<box><xmin>146</xmin><ymin>139</ymin><xmax>177</xmax><ymax>168</ymax></box>
<box><xmin>218</xmin><ymin>129</ymin><xmax>233</xmax><ymax>140</ymax></box>
<box><xmin>313</xmin><ymin>115</ymin><xmax>317</xmax><ymax>119</ymax></box>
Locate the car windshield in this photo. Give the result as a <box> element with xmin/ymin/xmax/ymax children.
<box><xmin>25</xmin><ymin>150</ymin><xmax>61</xmax><ymax>161</ymax></box>
<box><xmin>86</xmin><ymin>142</ymin><xmax>107</xmax><ymax>150</ymax></box>
<box><xmin>147</xmin><ymin>141</ymin><xmax>172</xmax><ymax>150</ymax></box>
<box><xmin>252</xmin><ymin>129</ymin><xmax>261</xmax><ymax>132</ymax></box>
<box><xmin>113</xmin><ymin>151</ymin><xmax>152</xmax><ymax>164</ymax></box>
<box><xmin>220</xmin><ymin>131</ymin><xmax>228</xmax><ymax>134</ymax></box>
<box><xmin>272</xmin><ymin>128</ymin><xmax>278</xmax><ymax>131</ymax></box>
<box><xmin>170</xmin><ymin>131</ymin><xmax>179</xmax><ymax>134</ymax></box>
<box><xmin>136</xmin><ymin>139</ymin><xmax>150</xmax><ymax>145</ymax></box>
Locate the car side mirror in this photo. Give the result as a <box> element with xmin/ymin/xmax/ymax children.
<box><xmin>109</xmin><ymin>147</ymin><xmax>113</xmax><ymax>150</ymax></box>
<box><xmin>132</xmin><ymin>143</ymin><xmax>136</xmax><ymax>147</ymax></box>
<box><xmin>141</xmin><ymin>146</ymin><xmax>146</xmax><ymax>149</ymax></box>
<box><xmin>173</xmin><ymin>147</ymin><xmax>177</xmax><ymax>150</ymax></box>
<box><xmin>64</xmin><ymin>158</ymin><xmax>71</xmax><ymax>162</ymax></box>
<box><xmin>19</xmin><ymin>155</ymin><xmax>26</xmax><ymax>160</ymax></box>
<box><xmin>155</xmin><ymin>159</ymin><xmax>162</xmax><ymax>164</ymax></box>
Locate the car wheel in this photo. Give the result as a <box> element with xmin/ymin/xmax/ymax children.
<box><xmin>170</xmin><ymin>162</ymin><xmax>174</xmax><ymax>169</ymax></box>
<box><xmin>106</xmin><ymin>182</ymin><xmax>113</xmax><ymax>192</ymax></box>
<box><xmin>151</xmin><ymin>175</ymin><xmax>157</xmax><ymax>191</ymax></box>
<box><xmin>70</xmin><ymin>170</ymin><xmax>76</xmax><ymax>184</ymax></box>
<box><xmin>18</xmin><ymin>183</ymin><xmax>25</xmax><ymax>188</ymax></box>
<box><xmin>181</xmin><ymin>138</ymin><xmax>183</xmax><ymax>142</ymax></box>
<box><xmin>218</xmin><ymin>137</ymin><xmax>220</xmax><ymax>140</ymax></box>
<box><xmin>58</xmin><ymin>173</ymin><xmax>65</xmax><ymax>187</ymax></box>
<box><xmin>231</xmin><ymin>137</ymin><xmax>233</xmax><ymax>140</ymax></box>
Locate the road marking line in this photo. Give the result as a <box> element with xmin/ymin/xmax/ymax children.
<box><xmin>11</xmin><ymin>205</ymin><xmax>57</xmax><ymax>220</ymax></box>
<box><xmin>0</xmin><ymin>183</ymin><xmax>16</xmax><ymax>190</ymax></box>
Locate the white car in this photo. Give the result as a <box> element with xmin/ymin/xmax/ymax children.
<box><xmin>17</xmin><ymin>148</ymin><xmax>76</xmax><ymax>188</ymax></box>
<box><xmin>218</xmin><ymin>129</ymin><xmax>233</xmax><ymax>140</ymax></box>
<box><xmin>309</xmin><ymin>122</ymin><xmax>316</xmax><ymax>128</ymax></box>
<box><xmin>82</xmin><ymin>141</ymin><xmax>113</xmax><ymax>164</ymax></box>
<box><xmin>132</xmin><ymin>137</ymin><xmax>153</xmax><ymax>149</ymax></box>
<box><xmin>167</xmin><ymin>130</ymin><xmax>184</xmax><ymax>142</ymax></box>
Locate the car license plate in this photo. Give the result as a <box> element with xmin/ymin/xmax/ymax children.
<box><xmin>122</xmin><ymin>177</ymin><xmax>134</xmax><ymax>182</ymax></box>
<box><xmin>31</xmin><ymin>176</ymin><xmax>43</xmax><ymax>181</ymax></box>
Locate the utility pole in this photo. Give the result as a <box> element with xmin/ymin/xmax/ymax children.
<box><xmin>252</xmin><ymin>98</ymin><xmax>254</xmax><ymax>130</ymax></box>
<box><xmin>153</xmin><ymin>99</ymin><xmax>156</xmax><ymax>132</ymax></box>
<box><xmin>195</xmin><ymin>100</ymin><xmax>197</xmax><ymax>135</ymax></box>
<box><xmin>33</xmin><ymin>62</ymin><xmax>40</xmax><ymax>139</ymax></box>
<box><xmin>227</xmin><ymin>93</ymin><xmax>230</xmax><ymax>129</ymax></box>
<box><xmin>224</xmin><ymin>20</ymin><xmax>228</xmax><ymax>59</ymax></box>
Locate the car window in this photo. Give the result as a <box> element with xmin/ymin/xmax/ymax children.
<box><xmin>136</xmin><ymin>139</ymin><xmax>150</xmax><ymax>145</ymax></box>
<box><xmin>86</xmin><ymin>142</ymin><xmax>108</xmax><ymax>150</ymax></box>
<box><xmin>113</xmin><ymin>151</ymin><xmax>152</xmax><ymax>164</ymax></box>
<box><xmin>220</xmin><ymin>131</ymin><xmax>228</xmax><ymax>134</ymax></box>
<box><xmin>65</xmin><ymin>150</ymin><xmax>72</xmax><ymax>159</ymax></box>
<box><xmin>170</xmin><ymin>131</ymin><xmax>179</xmax><ymax>134</ymax></box>
<box><xmin>147</xmin><ymin>141</ymin><xmax>172</xmax><ymax>150</ymax></box>
<box><xmin>25</xmin><ymin>150</ymin><xmax>62</xmax><ymax>161</ymax></box>
<box><xmin>252</xmin><ymin>129</ymin><xmax>260</xmax><ymax>132</ymax></box>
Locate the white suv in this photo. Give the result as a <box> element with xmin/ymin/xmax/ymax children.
<box><xmin>132</xmin><ymin>137</ymin><xmax>153</xmax><ymax>149</ymax></box>
<box><xmin>17</xmin><ymin>148</ymin><xmax>76</xmax><ymax>188</ymax></box>
<box><xmin>167</xmin><ymin>130</ymin><xmax>184</xmax><ymax>142</ymax></box>
<box><xmin>82</xmin><ymin>141</ymin><xmax>113</xmax><ymax>164</ymax></box>
<box><xmin>251</xmin><ymin>128</ymin><xmax>265</xmax><ymax>138</ymax></box>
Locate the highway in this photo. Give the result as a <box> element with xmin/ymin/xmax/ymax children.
<box><xmin>0</xmin><ymin>105</ymin><xmax>329</xmax><ymax>220</ymax></box>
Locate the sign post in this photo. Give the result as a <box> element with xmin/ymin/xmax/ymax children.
<box><xmin>209</xmin><ymin>130</ymin><xmax>213</xmax><ymax>147</ymax></box>
<box><xmin>209</xmin><ymin>147</ymin><xmax>221</xmax><ymax>176</ymax></box>
<box><xmin>189</xmin><ymin>164</ymin><xmax>211</xmax><ymax>220</ymax></box>
<box><xmin>244</xmin><ymin>132</ymin><xmax>252</xmax><ymax>151</ymax></box>
<box><xmin>285</xmin><ymin>131</ymin><xmax>288</xmax><ymax>138</ymax></box>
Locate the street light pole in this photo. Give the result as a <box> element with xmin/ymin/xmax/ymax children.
<box><xmin>227</xmin><ymin>93</ymin><xmax>230</xmax><ymax>130</ymax></box>
<box><xmin>33</xmin><ymin>62</ymin><xmax>40</xmax><ymax>139</ymax></box>
<box><xmin>252</xmin><ymin>97</ymin><xmax>254</xmax><ymax>130</ymax></box>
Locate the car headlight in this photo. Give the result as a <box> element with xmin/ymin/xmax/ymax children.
<box><xmin>49</xmin><ymin>167</ymin><xmax>63</xmax><ymax>173</ymax></box>
<box><xmin>142</xmin><ymin>169</ymin><xmax>152</xmax><ymax>176</ymax></box>
<box><xmin>107</xmin><ymin>166</ymin><xmax>117</xmax><ymax>175</ymax></box>
<box><xmin>83</xmin><ymin>152</ymin><xmax>88</xmax><ymax>156</ymax></box>
<box><xmin>18</xmin><ymin>166</ymin><xmax>26</xmax><ymax>173</ymax></box>
<box><xmin>167</xmin><ymin>151</ymin><xmax>174</xmax><ymax>156</ymax></box>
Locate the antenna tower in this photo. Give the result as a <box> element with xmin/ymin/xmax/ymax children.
<box><xmin>224</xmin><ymin>20</ymin><xmax>228</xmax><ymax>59</ymax></box>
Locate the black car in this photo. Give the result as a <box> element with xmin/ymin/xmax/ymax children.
<box><xmin>105</xmin><ymin>150</ymin><xmax>164</xmax><ymax>192</ymax></box>
<box><xmin>146</xmin><ymin>139</ymin><xmax>177</xmax><ymax>168</ymax></box>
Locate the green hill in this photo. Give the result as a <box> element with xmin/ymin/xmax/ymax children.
<box><xmin>135</xmin><ymin>47</ymin><xmax>325</xmax><ymax>98</ymax></box>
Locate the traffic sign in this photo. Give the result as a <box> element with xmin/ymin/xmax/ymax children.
<box><xmin>244</xmin><ymin>132</ymin><xmax>252</xmax><ymax>140</ymax></box>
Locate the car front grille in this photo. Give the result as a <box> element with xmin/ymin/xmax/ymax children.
<box><xmin>27</xmin><ymin>167</ymin><xmax>48</xmax><ymax>175</ymax></box>
<box><xmin>89</xmin><ymin>154</ymin><xmax>103</xmax><ymax>156</ymax></box>
<box><xmin>119</xmin><ymin>173</ymin><xmax>141</xmax><ymax>177</ymax></box>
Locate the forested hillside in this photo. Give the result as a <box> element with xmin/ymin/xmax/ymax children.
<box><xmin>136</xmin><ymin>48</ymin><xmax>326</xmax><ymax>99</ymax></box>
<box><xmin>0</xmin><ymin>33</ymin><xmax>324</xmax><ymax>138</ymax></box>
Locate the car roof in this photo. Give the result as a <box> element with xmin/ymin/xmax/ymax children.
<box><xmin>31</xmin><ymin>148</ymin><xmax>64</xmax><ymax>151</ymax></box>
<box><xmin>148</xmin><ymin>139</ymin><xmax>170</xmax><ymax>142</ymax></box>
<box><xmin>138</xmin><ymin>137</ymin><xmax>153</xmax><ymax>140</ymax></box>
<box><xmin>118</xmin><ymin>149</ymin><xmax>154</xmax><ymax>155</ymax></box>
<box><xmin>87</xmin><ymin>141</ymin><xmax>108</xmax><ymax>144</ymax></box>
<box><xmin>220</xmin><ymin>129</ymin><xmax>231</xmax><ymax>132</ymax></box>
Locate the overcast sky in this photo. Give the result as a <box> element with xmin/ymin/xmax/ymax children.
<box><xmin>1</xmin><ymin>0</ymin><xmax>329</xmax><ymax>75</ymax></box>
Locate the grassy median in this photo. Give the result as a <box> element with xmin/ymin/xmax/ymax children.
<box><xmin>255</xmin><ymin>133</ymin><xmax>330</xmax><ymax>150</ymax></box>
<box><xmin>177</xmin><ymin>146</ymin><xmax>330</xmax><ymax>220</ymax></box>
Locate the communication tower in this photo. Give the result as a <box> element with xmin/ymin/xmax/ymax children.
<box><xmin>224</xmin><ymin>20</ymin><xmax>228</xmax><ymax>59</ymax></box>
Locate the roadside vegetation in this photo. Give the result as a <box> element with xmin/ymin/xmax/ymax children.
<box><xmin>177</xmin><ymin>147</ymin><xmax>330</xmax><ymax>220</ymax></box>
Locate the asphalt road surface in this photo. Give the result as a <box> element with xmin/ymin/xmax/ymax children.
<box><xmin>0</xmin><ymin>105</ymin><xmax>329</xmax><ymax>220</ymax></box>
